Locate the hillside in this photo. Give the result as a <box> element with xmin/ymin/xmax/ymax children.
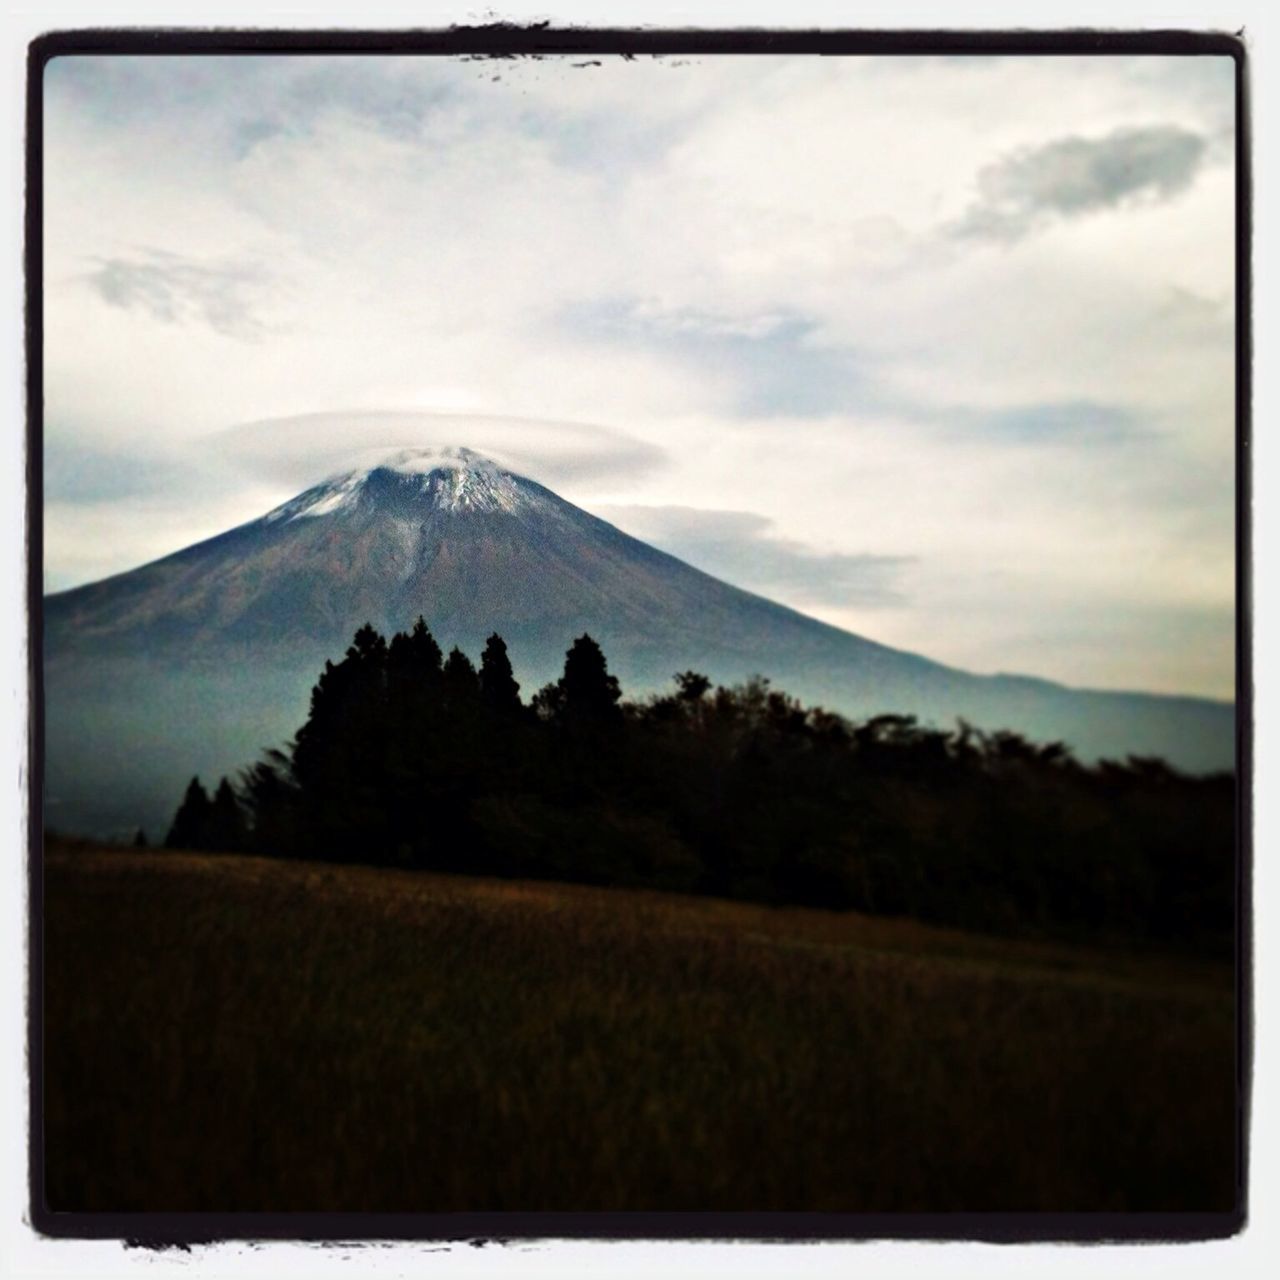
<box><xmin>44</xmin><ymin>447</ymin><xmax>1234</xmax><ymax>837</ymax></box>
<box><xmin>43</xmin><ymin>843</ymin><xmax>1237</xmax><ymax>1215</ymax></box>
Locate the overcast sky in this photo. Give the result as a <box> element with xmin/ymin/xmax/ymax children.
<box><xmin>42</xmin><ymin>52</ymin><xmax>1236</xmax><ymax>698</ymax></box>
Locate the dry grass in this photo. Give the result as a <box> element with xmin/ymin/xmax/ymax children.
<box><xmin>43</xmin><ymin>842</ymin><xmax>1237</xmax><ymax>1213</ymax></box>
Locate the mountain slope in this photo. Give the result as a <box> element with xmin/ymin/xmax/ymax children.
<box><xmin>47</xmin><ymin>447</ymin><xmax>932</xmax><ymax>682</ymax></box>
<box><xmin>44</xmin><ymin>447</ymin><xmax>1234</xmax><ymax>836</ymax></box>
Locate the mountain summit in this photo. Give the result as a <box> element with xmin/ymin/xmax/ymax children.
<box><xmin>262</xmin><ymin>447</ymin><xmax>556</xmax><ymax>522</ymax></box>
<box><xmin>50</xmin><ymin>444</ymin><xmax>925</xmax><ymax>675</ymax></box>
<box><xmin>45</xmin><ymin>446</ymin><xmax>1233</xmax><ymax>835</ymax></box>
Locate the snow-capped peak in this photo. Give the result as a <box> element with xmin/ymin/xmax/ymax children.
<box><xmin>376</xmin><ymin>445</ymin><xmax>502</xmax><ymax>476</ymax></box>
<box><xmin>261</xmin><ymin>445</ymin><xmax>549</xmax><ymax>523</ymax></box>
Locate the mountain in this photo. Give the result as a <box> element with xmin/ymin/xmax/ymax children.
<box><xmin>44</xmin><ymin>446</ymin><xmax>1234</xmax><ymax>837</ymax></box>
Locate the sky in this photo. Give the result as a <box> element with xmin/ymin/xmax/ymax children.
<box><xmin>41</xmin><ymin>51</ymin><xmax>1237</xmax><ymax>698</ymax></box>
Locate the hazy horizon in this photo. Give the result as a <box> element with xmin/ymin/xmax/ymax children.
<box><xmin>43</xmin><ymin>53</ymin><xmax>1237</xmax><ymax>699</ymax></box>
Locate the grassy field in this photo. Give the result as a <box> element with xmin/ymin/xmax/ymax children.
<box><xmin>42</xmin><ymin>840</ymin><xmax>1238</xmax><ymax>1214</ymax></box>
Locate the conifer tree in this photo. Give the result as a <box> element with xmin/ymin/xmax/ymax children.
<box><xmin>478</xmin><ymin>633</ymin><xmax>522</xmax><ymax>715</ymax></box>
<box><xmin>239</xmin><ymin>751</ymin><xmax>301</xmax><ymax>857</ymax></box>
<box><xmin>408</xmin><ymin>615</ymin><xmax>443</xmax><ymax>672</ymax></box>
<box><xmin>287</xmin><ymin>624</ymin><xmax>394</xmax><ymax>857</ymax></box>
<box><xmin>557</xmin><ymin>633</ymin><xmax>622</xmax><ymax>725</ymax></box>
<box><xmin>349</xmin><ymin>622</ymin><xmax>388</xmax><ymax>664</ymax></box>
<box><xmin>206</xmin><ymin>776</ymin><xmax>248</xmax><ymax>852</ymax></box>
<box><xmin>443</xmin><ymin>646</ymin><xmax>479</xmax><ymax>694</ymax></box>
<box><xmin>165</xmin><ymin>776</ymin><xmax>212</xmax><ymax>849</ymax></box>
<box><xmin>389</xmin><ymin>616</ymin><xmax>443</xmax><ymax>684</ymax></box>
<box><xmin>294</xmin><ymin>624</ymin><xmax>389</xmax><ymax>786</ymax></box>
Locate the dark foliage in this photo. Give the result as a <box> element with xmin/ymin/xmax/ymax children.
<box><xmin>207</xmin><ymin>777</ymin><xmax>249</xmax><ymax>853</ymax></box>
<box><xmin>478</xmin><ymin>633</ymin><xmax>522</xmax><ymax>717</ymax></box>
<box><xmin>169</xmin><ymin>624</ymin><xmax>1233</xmax><ymax>955</ymax></box>
<box><xmin>164</xmin><ymin>774</ymin><xmax>246</xmax><ymax>852</ymax></box>
<box><xmin>554</xmin><ymin>633</ymin><xmax>623</xmax><ymax>727</ymax></box>
<box><xmin>164</xmin><ymin>776</ymin><xmax>211</xmax><ymax>849</ymax></box>
<box><xmin>443</xmin><ymin>645</ymin><xmax>479</xmax><ymax>695</ymax></box>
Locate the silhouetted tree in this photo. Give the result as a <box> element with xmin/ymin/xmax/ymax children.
<box><xmin>195</xmin><ymin>622</ymin><xmax>1233</xmax><ymax>957</ymax></box>
<box><xmin>289</xmin><ymin>623</ymin><xmax>394</xmax><ymax>857</ymax></box>
<box><xmin>386</xmin><ymin>617</ymin><xmax>446</xmax><ymax>763</ymax></box>
<box><xmin>350</xmin><ymin>622</ymin><xmax>387</xmax><ymax>662</ymax></box>
<box><xmin>294</xmin><ymin>622</ymin><xmax>389</xmax><ymax>783</ymax></box>
<box><xmin>206</xmin><ymin>776</ymin><xmax>248</xmax><ymax>852</ymax></box>
<box><xmin>133</xmin><ymin>828</ymin><xmax>149</xmax><ymax>848</ymax></box>
<box><xmin>407</xmin><ymin>615</ymin><xmax>443</xmax><ymax>672</ymax></box>
<box><xmin>531</xmin><ymin>680</ymin><xmax>565</xmax><ymax>723</ymax></box>
<box><xmin>479</xmin><ymin>633</ymin><xmax>522</xmax><ymax>716</ymax></box>
<box><xmin>556</xmin><ymin>634</ymin><xmax>622</xmax><ymax>726</ymax></box>
<box><xmin>675</xmin><ymin>671</ymin><xmax>711</xmax><ymax>703</ymax></box>
<box><xmin>443</xmin><ymin>646</ymin><xmax>479</xmax><ymax>695</ymax></box>
<box><xmin>239</xmin><ymin>751</ymin><xmax>302</xmax><ymax>857</ymax></box>
<box><xmin>165</xmin><ymin>777</ymin><xmax>212</xmax><ymax>849</ymax></box>
<box><xmin>388</xmin><ymin>616</ymin><xmax>443</xmax><ymax>696</ymax></box>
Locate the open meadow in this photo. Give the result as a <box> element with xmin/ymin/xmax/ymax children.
<box><xmin>42</xmin><ymin>841</ymin><xmax>1237</xmax><ymax>1215</ymax></box>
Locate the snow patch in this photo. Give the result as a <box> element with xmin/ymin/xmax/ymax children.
<box><xmin>413</xmin><ymin>465</ymin><xmax>531</xmax><ymax>515</ymax></box>
<box><xmin>260</xmin><ymin>445</ymin><xmax>563</xmax><ymax>523</ymax></box>
<box><xmin>263</xmin><ymin>470</ymin><xmax>365</xmax><ymax>523</ymax></box>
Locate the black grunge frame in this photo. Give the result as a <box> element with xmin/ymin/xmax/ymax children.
<box><xmin>23</xmin><ymin>22</ymin><xmax>1253</xmax><ymax>1248</ymax></box>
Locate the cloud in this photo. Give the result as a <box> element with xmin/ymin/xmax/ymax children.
<box><xmin>40</xmin><ymin>55</ymin><xmax>1237</xmax><ymax>696</ymax></box>
<box><xmin>562</xmin><ymin>299</ymin><xmax>868</xmax><ymax>418</ymax></box>
<box><xmin>44</xmin><ymin>428</ymin><xmax>194</xmax><ymax>505</ymax></box>
<box><xmin>595</xmin><ymin>505</ymin><xmax>915</xmax><ymax>609</ymax></box>
<box><xmin>208</xmin><ymin>410</ymin><xmax>670</xmax><ymax>493</ymax></box>
<box><xmin>42</xmin><ymin>420</ymin><xmax>288</xmax><ymax>588</ymax></box>
<box><xmin>46</xmin><ymin>55</ymin><xmax>462</xmax><ymax>154</ymax></box>
<box><xmin>84</xmin><ymin>250</ymin><xmax>273</xmax><ymax>339</ymax></box>
<box><xmin>953</xmin><ymin>125</ymin><xmax>1208</xmax><ymax>241</ymax></box>
<box><xmin>940</xmin><ymin>399</ymin><xmax>1147</xmax><ymax>444</ymax></box>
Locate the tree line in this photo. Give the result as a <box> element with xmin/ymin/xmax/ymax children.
<box><xmin>165</xmin><ymin>620</ymin><xmax>1235</xmax><ymax>956</ymax></box>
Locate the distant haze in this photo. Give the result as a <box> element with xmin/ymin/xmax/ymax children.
<box><xmin>43</xmin><ymin>54</ymin><xmax>1236</xmax><ymax>698</ymax></box>
<box><xmin>44</xmin><ymin>450</ymin><xmax>1233</xmax><ymax>836</ymax></box>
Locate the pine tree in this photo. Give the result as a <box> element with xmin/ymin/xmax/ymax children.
<box><xmin>349</xmin><ymin>622</ymin><xmax>388</xmax><ymax>664</ymax></box>
<box><xmin>294</xmin><ymin>624</ymin><xmax>390</xmax><ymax>787</ymax></box>
<box><xmin>165</xmin><ymin>776</ymin><xmax>212</xmax><ymax>849</ymax></box>
<box><xmin>288</xmin><ymin>625</ymin><xmax>394</xmax><ymax>858</ymax></box>
<box><xmin>389</xmin><ymin>616</ymin><xmax>443</xmax><ymax>686</ymax></box>
<box><xmin>239</xmin><ymin>752</ymin><xmax>302</xmax><ymax>857</ymax></box>
<box><xmin>478</xmin><ymin>633</ymin><xmax>522</xmax><ymax>716</ymax></box>
<box><xmin>387</xmin><ymin>617</ymin><xmax>444</xmax><ymax>731</ymax></box>
<box><xmin>557</xmin><ymin>634</ymin><xmax>622</xmax><ymax>726</ymax></box>
<box><xmin>206</xmin><ymin>776</ymin><xmax>248</xmax><ymax>852</ymax></box>
<box><xmin>408</xmin><ymin>615</ymin><xmax>443</xmax><ymax>672</ymax></box>
<box><xmin>443</xmin><ymin>646</ymin><xmax>479</xmax><ymax>695</ymax></box>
